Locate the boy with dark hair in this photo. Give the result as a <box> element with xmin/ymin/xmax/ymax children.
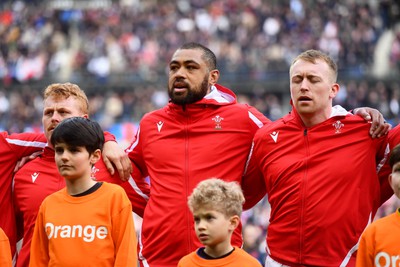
<box><xmin>356</xmin><ymin>144</ymin><xmax>400</xmax><ymax>267</ymax></box>
<box><xmin>29</xmin><ymin>117</ymin><xmax>137</xmax><ymax>267</ymax></box>
<box><xmin>178</xmin><ymin>178</ymin><xmax>262</xmax><ymax>267</ymax></box>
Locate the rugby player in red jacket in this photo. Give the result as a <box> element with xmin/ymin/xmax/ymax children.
<box><xmin>13</xmin><ymin>83</ymin><xmax>149</xmax><ymax>267</ymax></box>
<box><xmin>243</xmin><ymin>49</ymin><xmax>392</xmax><ymax>267</ymax></box>
<box><xmin>125</xmin><ymin>43</ymin><xmax>389</xmax><ymax>267</ymax></box>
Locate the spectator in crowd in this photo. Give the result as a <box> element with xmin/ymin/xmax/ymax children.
<box><xmin>242</xmin><ymin>49</ymin><xmax>392</xmax><ymax>267</ymax></box>
<box><xmin>30</xmin><ymin>117</ymin><xmax>137</xmax><ymax>267</ymax></box>
<box><xmin>242</xmin><ymin>222</ymin><xmax>267</xmax><ymax>265</ymax></box>
<box><xmin>178</xmin><ymin>178</ymin><xmax>262</xmax><ymax>267</ymax></box>
<box><xmin>13</xmin><ymin>82</ymin><xmax>148</xmax><ymax>267</ymax></box>
<box><xmin>356</xmin><ymin>143</ymin><xmax>400</xmax><ymax>267</ymax></box>
<box><xmin>0</xmin><ymin>0</ymin><xmax>398</xmax><ymax>86</ymax></box>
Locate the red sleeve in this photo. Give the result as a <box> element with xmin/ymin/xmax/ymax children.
<box><xmin>103</xmin><ymin>131</ymin><xmax>116</xmax><ymax>142</ymax></box>
<box><xmin>124</xmin><ymin>126</ymin><xmax>151</xmax><ymax>217</ymax></box>
<box><xmin>242</xmin><ymin>140</ymin><xmax>267</xmax><ymax>210</ymax></box>
<box><xmin>5</xmin><ymin>132</ymin><xmax>47</xmax><ymax>159</ymax></box>
<box><xmin>246</xmin><ymin>104</ymin><xmax>271</xmax><ymax>129</ymax></box>
<box><xmin>378</xmin><ymin>154</ymin><xmax>392</xmax><ymax>206</ymax></box>
<box><xmin>125</xmin><ymin>128</ymin><xmax>148</xmax><ymax>177</ymax></box>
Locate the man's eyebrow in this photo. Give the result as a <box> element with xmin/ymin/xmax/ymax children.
<box><xmin>305</xmin><ymin>74</ymin><xmax>321</xmax><ymax>79</ymax></box>
<box><xmin>292</xmin><ymin>73</ymin><xmax>320</xmax><ymax>78</ymax></box>
<box><xmin>170</xmin><ymin>59</ymin><xmax>200</xmax><ymax>65</ymax></box>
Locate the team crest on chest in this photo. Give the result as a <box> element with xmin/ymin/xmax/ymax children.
<box><xmin>332</xmin><ymin>120</ymin><xmax>344</xmax><ymax>134</ymax></box>
<box><xmin>212</xmin><ymin>115</ymin><xmax>224</xmax><ymax>130</ymax></box>
<box><xmin>91</xmin><ymin>166</ymin><xmax>100</xmax><ymax>180</ymax></box>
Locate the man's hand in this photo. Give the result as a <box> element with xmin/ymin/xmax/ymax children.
<box><xmin>14</xmin><ymin>151</ymin><xmax>43</xmax><ymax>172</ymax></box>
<box><xmin>102</xmin><ymin>141</ymin><xmax>132</xmax><ymax>181</ymax></box>
<box><xmin>353</xmin><ymin>107</ymin><xmax>391</xmax><ymax>138</ymax></box>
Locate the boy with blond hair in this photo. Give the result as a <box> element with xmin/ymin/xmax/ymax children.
<box><xmin>178</xmin><ymin>178</ymin><xmax>262</xmax><ymax>267</ymax></box>
<box><xmin>356</xmin><ymin>144</ymin><xmax>400</xmax><ymax>267</ymax></box>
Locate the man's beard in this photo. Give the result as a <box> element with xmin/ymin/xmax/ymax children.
<box><xmin>169</xmin><ymin>77</ymin><xmax>209</xmax><ymax>105</ymax></box>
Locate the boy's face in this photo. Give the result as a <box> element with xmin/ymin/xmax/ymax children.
<box><xmin>389</xmin><ymin>162</ymin><xmax>400</xmax><ymax>199</ymax></box>
<box><xmin>54</xmin><ymin>143</ymin><xmax>100</xmax><ymax>181</ymax></box>
<box><xmin>192</xmin><ymin>207</ymin><xmax>236</xmax><ymax>249</ymax></box>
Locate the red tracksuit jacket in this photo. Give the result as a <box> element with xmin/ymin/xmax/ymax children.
<box><xmin>243</xmin><ymin>106</ymin><xmax>390</xmax><ymax>267</ymax></box>
<box><xmin>0</xmin><ymin>132</ymin><xmax>46</xmax><ymax>260</ymax></box>
<box><xmin>126</xmin><ymin>84</ymin><xmax>270</xmax><ymax>267</ymax></box>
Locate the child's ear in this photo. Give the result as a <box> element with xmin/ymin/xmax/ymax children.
<box><xmin>229</xmin><ymin>215</ymin><xmax>240</xmax><ymax>231</ymax></box>
<box><xmin>90</xmin><ymin>149</ymin><xmax>102</xmax><ymax>165</ymax></box>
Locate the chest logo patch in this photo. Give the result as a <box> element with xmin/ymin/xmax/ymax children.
<box><xmin>270</xmin><ymin>131</ymin><xmax>279</xmax><ymax>143</ymax></box>
<box><xmin>31</xmin><ymin>172</ymin><xmax>39</xmax><ymax>183</ymax></box>
<box><xmin>212</xmin><ymin>115</ymin><xmax>224</xmax><ymax>130</ymax></box>
<box><xmin>157</xmin><ymin>121</ymin><xmax>164</xmax><ymax>132</ymax></box>
<box><xmin>332</xmin><ymin>120</ymin><xmax>344</xmax><ymax>134</ymax></box>
<box><xmin>91</xmin><ymin>167</ymin><xmax>100</xmax><ymax>180</ymax></box>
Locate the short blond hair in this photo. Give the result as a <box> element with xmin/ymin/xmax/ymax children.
<box><xmin>290</xmin><ymin>49</ymin><xmax>338</xmax><ymax>82</ymax></box>
<box><xmin>188</xmin><ymin>178</ymin><xmax>245</xmax><ymax>217</ymax></box>
<box><xmin>43</xmin><ymin>82</ymin><xmax>89</xmax><ymax>114</ymax></box>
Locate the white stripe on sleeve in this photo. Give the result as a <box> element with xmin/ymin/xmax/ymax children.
<box><xmin>248</xmin><ymin>111</ymin><xmax>264</xmax><ymax>128</ymax></box>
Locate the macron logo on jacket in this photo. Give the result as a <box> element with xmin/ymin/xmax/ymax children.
<box><xmin>270</xmin><ymin>131</ymin><xmax>279</xmax><ymax>143</ymax></box>
<box><xmin>31</xmin><ymin>172</ymin><xmax>39</xmax><ymax>183</ymax></box>
<box><xmin>157</xmin><ymin>121</ymin><xmax>164</xmax><ymax>132</ymax></box>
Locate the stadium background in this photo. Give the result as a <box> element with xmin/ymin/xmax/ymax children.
<box><xmin>1</xmin><ymin>0</ymin><xmax>399</xmax><ymax>264</ymax></box>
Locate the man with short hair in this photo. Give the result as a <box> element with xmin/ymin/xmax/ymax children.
<box><xmin>243</xmin><ymin>49</ymin><xmax>392</xmax><ymax>267</ymax></box>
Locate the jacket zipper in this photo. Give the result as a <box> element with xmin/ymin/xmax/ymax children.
<box><xmin>184</xmin><ymin>113</ymin><xmax>192</xmax><ymax>253</ymax></box>
<box><xmin>299</xmin><ymin>128</ymin><xmax>309</xmax><ymax>264</ymax></box>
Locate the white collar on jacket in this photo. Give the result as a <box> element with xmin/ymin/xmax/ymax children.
<box><xmin>330</xmin><ymin>105</ymin><xmax>351</xmax><ymax>117</ymax></box>
<box><xmin>204</xmin><ymin>85</ymin><xmax>235</xmax><ymax>103</ymax></box>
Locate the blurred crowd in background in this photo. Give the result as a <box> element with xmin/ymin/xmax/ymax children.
<box><xmin>1</xmin><ymin>0</ymin><xmax>400</xmax><ymax>265</ymax></box>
